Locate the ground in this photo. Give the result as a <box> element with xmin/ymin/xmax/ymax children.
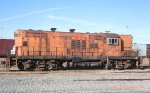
<box><xmin>0</xmin><ymin>69</ymin><xmax>150</xmax><ymax>93</ymax></box>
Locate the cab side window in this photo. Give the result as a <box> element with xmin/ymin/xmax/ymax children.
<box><xmin>107</xmin><ymin>38</ymin><xmax>119</xmax><ymax>45</ymax></box>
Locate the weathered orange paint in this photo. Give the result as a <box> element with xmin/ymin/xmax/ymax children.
<box><xmin>120</xmin><ymin>35</ymin><xmax>133</xmax><ymax>51</ymax></box>
<box><xmin>14</xmin><ymin>29</ymin><xmax>136</xmax><ymax>58</ymax></box>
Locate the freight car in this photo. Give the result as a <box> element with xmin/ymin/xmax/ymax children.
<box><xmin>14</xmin><ymin>28</ymin><xmax>139</xmax><ymax>70</ymax></box>
<box><xmin>0</xmin><ymin>39</ymin><xmax>15</xmax><ymax>68</ymax></box>
<box><xmin>133</xmin><ymin>44</ymin><xmax>150</xmax><ymax>69</ymax></box>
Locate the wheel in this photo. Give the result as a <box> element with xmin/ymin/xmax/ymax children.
<box><xmin>23</xmin><ymin>61</ymin><xmax>30</xmax><ymax>70</ymax></box>
<box><xmin>69</xmin><ymin>62</ymin><xmax>74</xmax><ymax>68</ymax></box>
<box><xmin>97</xmin><ymin>61</ymin><xmax>102</xmax><ymax>69</ymax></box>
<box><xmin>47</xmin><ymin>63</ymin><xmax>53</xmax><ymax>70</ymax></box>
<box><xmin>46</xmin><ymin>63</ymin><xmax>56</xmax><ymax>70</ymax></box>
<box><xmin>124</xmin><ymin>62</ymin><xmax>131</xmax><ymax>69</ymax></box>
<box><xmin>18</xmin><ymin>62</ymin><xmax>24</xmax><ymax>71</ymax></box>
<box><xmin>116</xmin><ymin>61</ymin><xmax>124</xmax><ymax>70</ymax></box>
<box><xmin>62</xmin><ymin>61</ymin><xmax>68</xmax><ymax>68</ymax></box>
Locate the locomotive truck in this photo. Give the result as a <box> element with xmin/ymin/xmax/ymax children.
<box><xmin>14</xmin><ymin>28</ymin><xmax>140</xmax><ymax>70</ymax></box>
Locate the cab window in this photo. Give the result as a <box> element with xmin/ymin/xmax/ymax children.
<box><xmin>107</xmin><ymin>38</ymin><xmax>119</xmax><ymax>45</ymax></box>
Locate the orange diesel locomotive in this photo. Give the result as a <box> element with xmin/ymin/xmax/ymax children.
<box><xmin>14</xmin><ymin>28</ymin><xmax>138</xmax><ymax>70</ymax></box>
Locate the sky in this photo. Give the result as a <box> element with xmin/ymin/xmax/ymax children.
<box><xmin>0</xmin><ymin>0</ymin><xmax>150</xmax><ymax>44</ymax></box>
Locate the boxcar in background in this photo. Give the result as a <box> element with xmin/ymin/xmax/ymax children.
<box><xmin>133</xmin><ymin>44</ymin><xmax>150</xmax><ymax>68</ymax></box>
<box><xmin>133</xmin><ymin>44</ymin><xmax>150</xmax><ymax>57</ymax></box>
<box><xmin>0</xmin><ymin>39</ymin><xmax>14</xmax><ymax>57</ymax></box>
<box><xmin>0</xmin><ymin>39</ymin><xmax>15</xmax><ymax>68</ymax></box>
<box><xmin>146</xmin><ymin>44</ymin><xmax>150</xmax><ymax>57</ymax></box>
